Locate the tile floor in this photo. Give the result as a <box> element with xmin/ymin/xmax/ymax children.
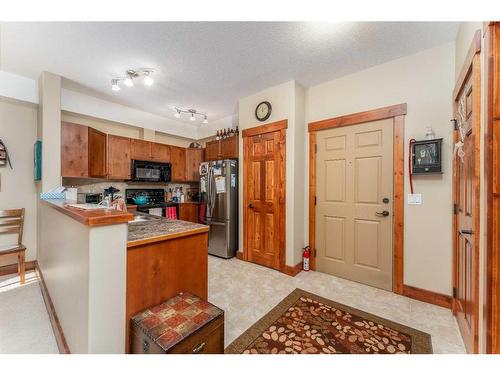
<box><xmin>0</xmin><ymin>257</ymin><xmax>466</xmax><ymax>353</ymax></box>
<box><xmin>208</xmin><ymin>256</ymin><xmax>466</xmax><ymax>354</ymax></box>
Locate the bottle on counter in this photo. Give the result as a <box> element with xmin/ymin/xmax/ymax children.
<box><xmin>215</xmin><ymin>130</ymin><xmax>220</xmax><ymax>140</ymax></box>
<box><xmin>180</xmin><ymin>187</ymin><xmax>185</xmax><ymax>203</ymax></box>
<box><xmin>167</xmin><ymin>188</ymin><xmax>173</xmax><ymax>202</ymax></box>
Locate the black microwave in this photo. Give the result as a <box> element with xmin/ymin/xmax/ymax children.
<box><xmin>131</xmin><ymin>160</ymin><xmax>171</xmax><ymax>182</ymax></box>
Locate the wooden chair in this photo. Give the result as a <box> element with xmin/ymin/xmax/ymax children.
<box><xmin>0</xmin><ymin>209</ymin><xmax>26</xmax><ymax>284</ymax></box>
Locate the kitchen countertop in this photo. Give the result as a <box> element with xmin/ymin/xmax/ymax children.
<box><xmin>127</xmin><ymin>214</ymin><xmax>208</xmax><ymax>247</ymax></box>
<box><xmin>41</xmin><ymin>199</ymin><xmax>133</xmax><ymax>226</ymax></box>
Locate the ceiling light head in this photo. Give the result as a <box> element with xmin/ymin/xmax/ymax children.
<box><xmin>143</xmin><ymin>71</ymin><xmax>154</xmax><ymax>86</ymax></box>
<box><xmin>174</xmin><ymin>108</ymin><xmax>181</xmax><ymax>118</ymax></box>
<box><xmin>111</xmin><ymin>79</ymin><xmax>121</xmax><ymax>91</ymax></box>
<box><xmin>124</xmin><ymin>76</ymin><xmax>134</xmax><ymax>87</ymax></box>
<box><xmin>203</xmin><ymin>115</ymin><xmax>208</xmax><ymax>124</ymax></box>
<box><xmin>190</xmin><ymin>113</ymin><xmax>196</xmax><ymax>121</ymax></box>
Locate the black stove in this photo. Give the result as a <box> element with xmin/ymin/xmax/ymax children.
<box><xmin>125</xmin><ymin>188</ymin><xmax>178</xmax><ymax>216</ymax></box>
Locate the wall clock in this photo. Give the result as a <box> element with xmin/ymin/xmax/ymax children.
<box><xmin>255</xmin><ymin>101</ymin><xmax>272</xmax><ymax>122</ymax></box>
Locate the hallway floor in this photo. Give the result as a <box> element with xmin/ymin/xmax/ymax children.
<box><xmin>0</xmin><ymin>271</ymin><xmax>58</xmax><ymax>354</ymax></box>
<box><xmin>0</xmin><ymin>258</ymin><xmax>465</xmax><ymax>353</ymax></box>
<box><xmin>208</xmin><ymin>256</ymin><xmax>466</xmax><ymax>354</ymax></box>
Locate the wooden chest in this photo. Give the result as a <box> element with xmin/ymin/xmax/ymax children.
<box><xmin>130</xmin><ymin>292</ymin><xmax>224</xmax><ymax>354</ymax></box>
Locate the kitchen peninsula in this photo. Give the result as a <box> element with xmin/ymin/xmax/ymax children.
<box><xmin>38</xmin><ymin>200</ymin><xmax>208</xmax><ymax>354</ymax></box>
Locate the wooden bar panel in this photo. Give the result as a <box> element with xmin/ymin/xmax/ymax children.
<box><xmin>126</xmin><ymin>232</ymin><xmax>208</xmax><ymax>353</ymax></box>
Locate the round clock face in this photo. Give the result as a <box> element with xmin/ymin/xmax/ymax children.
<box><xmin>255</xmin><ymin>101</ymin><xmax>272</xmax><ymax>122</ymax></box>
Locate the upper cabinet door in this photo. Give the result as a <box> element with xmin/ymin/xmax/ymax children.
<box><xmin>108</xmin><ymin>135</ymin><xmax>132</xmax><ymax>179</ymax></box>
<box><xmin>61</xmin><ymin>122</ymin><xmax>89</xmax><ymax>177</ymax></box>
<box><xmin>131</xmin><ymin>139</ymin><xmax>152</xmax><ymax>161</ymax></box>
<box><xmin>185</xmin><ymin>148</ymin><xmax>205</xmax><ymax>182</ymax></box>
<box><xmin>88</xmin><ymin>127</ymin><xmax>107</xmax><ymax>178</ymax></box>
<box><xmin>205</xmin><ymin>140</ymin><xmax>221</xmax><ymax>161</ymax></box>
<box><xmin>220</xmin><ymin>136</ymin><xmax>239</xmax><ymax>159</ymax></box>
<box><xmin>171</xmin><ymin>146</ymin><xmax>186</xmax><ymax>182</ymax></box>
<box><xmin>151</xmin><ymin>143</ymin><xmax>171</xmax><ymax>163</ymax></box>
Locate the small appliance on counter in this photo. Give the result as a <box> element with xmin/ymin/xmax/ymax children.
<box><xmin>77</xmin><ymin>192</ymin><xmax>103</xmax><ymax>204</ymax></box>
<box><xmin>126</xmin><ymin>188</ymin><xmax>178</xmax><ymax>218</ymax></box>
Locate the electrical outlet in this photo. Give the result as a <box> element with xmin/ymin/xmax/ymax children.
<box><xmin>407</xmin><ymin>193</ymin><xmax>422</xmax><ymax>205</ymax></box>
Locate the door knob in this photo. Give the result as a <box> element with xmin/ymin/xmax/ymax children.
<box><xmin>375</xmin><ymin>210</ymin><xmax>390</xmax><ymax>217</ymax></box>
<box><xmin>248</xmin><ymin>203</ymin><xmax>254</xmax><ymax>209</ymax></box>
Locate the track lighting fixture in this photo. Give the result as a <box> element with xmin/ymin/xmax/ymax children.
<box><xmin>174</xmin><ymin>107</ymin><xmax>208</xmax><ymax>124</ymax></box>
<box><xmin>110</xmin><ymin>68</ymin><xmax>154</xmax><ymax>91</ymax></box>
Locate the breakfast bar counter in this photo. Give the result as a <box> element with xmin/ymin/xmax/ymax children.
<box><xmin>127</xmin><ymin>215</ymin><xmax>208</xmax><ymax>247</ymax></box>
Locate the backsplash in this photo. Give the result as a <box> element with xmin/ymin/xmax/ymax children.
<box><xmin>62</xmin><ymin>178</ymin><xmax>198</xmax><ymax>201</ymax></box>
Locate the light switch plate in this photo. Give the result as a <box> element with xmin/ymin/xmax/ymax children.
<box><xmin>407</xmin><ymin>193</ymin><xmax>422</xmax><ymax>205</ymax></box>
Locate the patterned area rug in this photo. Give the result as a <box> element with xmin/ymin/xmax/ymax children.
<box><xmin>225</xmin><ymin>289</ymin><xmax>432</xmax><ymax>354</ymax></box>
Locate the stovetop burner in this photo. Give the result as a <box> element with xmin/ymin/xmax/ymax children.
<box><xmin>125</xmin><ymin>188</ymin><xmax>166</xmax><ymax>206</ymax></box>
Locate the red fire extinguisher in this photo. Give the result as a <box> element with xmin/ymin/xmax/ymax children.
<box><xmin>303</xmin><ymin>246</ymin><xmax>310</xmax><ymax>271</ymax></box>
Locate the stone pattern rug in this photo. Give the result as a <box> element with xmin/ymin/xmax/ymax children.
<box><xmin>225</xmin><ymin>288</ymin><xmax>432</xmax><ymax>354</ymax></box>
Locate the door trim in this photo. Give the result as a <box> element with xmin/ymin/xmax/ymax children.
<box><xmin>308</xmin><ymin>104</ymin><xmax>407</xmax><ymax>294</ymax></box>
<box><xmin>452</xmin><ymin>30</ymin><xmax>481</xmax><ymax>354</ymax></box>
<box><xmin>242</xmin><ymin>120</ymin><xmax>287</xmax><ymax>272</ymax></box>
<box><xmin>483</xmin><ymin>22</ymin><xmax>499</xmax><ymax>353</ymax></box>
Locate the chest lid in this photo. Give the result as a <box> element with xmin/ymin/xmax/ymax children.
<box><xmin>131</xmin><ymin>292</ymin><xmax>223</xmax><ymax>352</ymax></box>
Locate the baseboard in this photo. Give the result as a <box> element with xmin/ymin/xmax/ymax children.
<box><xmin>36</xmin><ymin>263</ymin><xmax>70</xmax><ymax>354</ymax></box>
<box><xmin>281</xmin><ymin>262</ymin><xmax>303</xmax><ymax>277</ymax></box>
<box><xmin>0</xmin><ymin>260</ymin><xmax>36</xmax><ymax>277</ymax></box>
<box><xmin>402</xmin><ymin>284</ymin><xmax>452</xmax><ymax>309</ymax></box>
<box><xmin>236</xmin><ymin>251</ymin><xmax>243</xmax><ymax>260</ymax></box>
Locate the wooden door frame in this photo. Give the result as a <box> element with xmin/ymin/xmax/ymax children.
<box><xmin>452</xmin><ymin>29</ymin><xmax>481</xmax><ymax>353</ymax></box>
<box><xmin>242</xmin><ymin>120</ymin><xmax>287</xmax><ymax>272</ymax></box>
<box><xmin>484</xmin><ymin>21</ymin><xmax>499</xmax><ymax>354</ymax></box>
<box><xmin>308</xmin><ymin>104</ymin><xmax>407</xmax><ymax>294</ymax></box>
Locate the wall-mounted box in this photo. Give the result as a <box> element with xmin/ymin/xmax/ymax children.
<box><xmin>411</xmin><ymin>138</ymin><xmax>443</xmax><ymax>174</ymax></box>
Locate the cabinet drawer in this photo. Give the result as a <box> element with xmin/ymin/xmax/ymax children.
<box><xmin>169</xmin><ymin>316</ymin><xmax>224</xmax><ymax>354</ymax></box>
<box><xmin>131</xmin><ymin>315</ymin><xmax>224</xmax><ymax>354</ymax></box>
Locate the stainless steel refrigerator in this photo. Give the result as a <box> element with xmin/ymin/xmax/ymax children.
<box><xmin>200</xmin><ymin>159</ymin><xmax>238</xmax><ymax>258</ymax></box>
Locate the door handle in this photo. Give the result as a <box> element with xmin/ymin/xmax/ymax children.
<box><xmin>248</xmin><ymin>203</ymin><xmax>254</xmax><ymax>209</ymax></box>
<box><xmin>461</xmin><ymin>229</ymin><xmax>473</xmax><ymax>235</ymax></box>
<box><xmin>375</xmin><ymin>210</ymin><xmax>390</xmax><ymax>217</ymax></box>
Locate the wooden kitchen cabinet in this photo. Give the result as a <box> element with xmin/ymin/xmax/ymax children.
<box><xmin>151</xmin><ymin>143</ymin><xmax>171</xmax><ymax>163</ymax></box>
<box><xmin>88</xmin><ymin>127</ymin><xmax>107</xmax><ymax>178</ymax></box>
<box><xmin>131</xmin><ymin>139</ymin><xmax>152</xmax><ymax>161</ymax></box>
<box><xmin>179</xmin><ymin>202</ymin><xmax>199</xmax><ymax>223</ymax></box>
<box><xmin>204</xmin><ymin>137</ymin><xmax>238</xmax><ymax>161</ymax></box>
<box><xmin>61</xmin><ymin>122</ymin><xmax>89</xmax><ymax>177</ymax></box>
<box><xmin>108</xmin><ymin>135</ymin><xmax>132</xmax><ymax>179</ymax></box>
<box><xmin>171</xmin><ymin>146</ymin><xmax>186</xmax><ymax>181</ymax></box>
<box><xmin>221</xmin><ymin>136</ymin><xmax>238</xmax><ymax>159</ymax></box>
<box><xmin>205</xmin><ymin>140</ymin><xmax>221</xmax><ymax>161</ymax></box>
<box><xmin>185</xmin><ymin>148</ymin><xmax>204</xmax><ymax>182</ymax></box>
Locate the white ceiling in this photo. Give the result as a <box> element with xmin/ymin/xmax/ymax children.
<box><xmin>0</xmin><ymin>22</ymin><xmax>458</xmax><ymax>123</ymax></box>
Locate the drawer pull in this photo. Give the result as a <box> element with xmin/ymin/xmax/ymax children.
<box><xmin>192</xmin><ymin>341</ymin><xmax>206</xmax><ymax>354</ymax></box>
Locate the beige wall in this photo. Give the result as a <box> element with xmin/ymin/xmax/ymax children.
<box><xmin>0</xmin><ymin>98</ymin><xmax>38</xmax><ymax>266</ymax></box>
<box><xmin>305</xmin><ymin>42</ymin><xmax>456</xmax><ymax>295</ymax></box>
<box><xmin>38</xmin><ymin>72</ymin><xmax>61</xmax><ymax>192</ymax></box>
<box><xmin>61</xmin><ymin>111</ymin><xmax>194</xmax><ymax>148</ymax></box>
<box><xmin>238</xmin><ymin>80</ymin><xmax>306</xmax><ymax>266</ymax></box>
